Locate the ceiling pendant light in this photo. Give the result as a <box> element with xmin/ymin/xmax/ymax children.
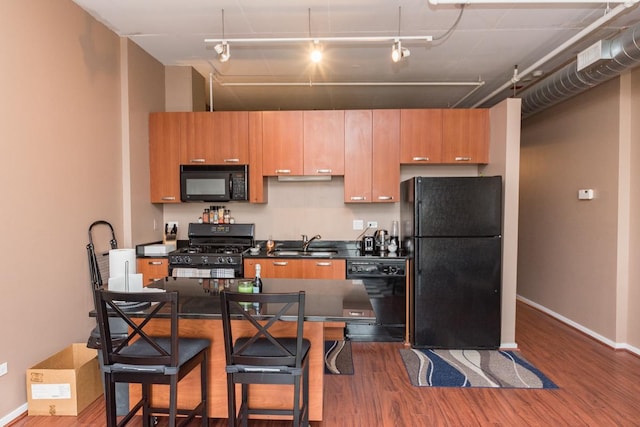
<box><xmin>308</xmin><ymin>9</ymin><xmax>322</xmax><ymax>63</ymax></box>
<box><xmin>215</xmin><ymin>9</ymin><xmax>230</xmax><ymax>62</ymax></box>
<box><xmin>310</xmin><ymin>40</ymin><xmax>323</xmax><ymax>63</ymax></box>
<box><xmin>391</xmin><ymin>7</ymin><xmax>410</xmax><ymax>63</ymax></box>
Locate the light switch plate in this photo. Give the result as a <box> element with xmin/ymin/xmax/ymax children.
<box><xmin>353</xmin><ymin>219</ymin><xmax>364</xmax><ymax>230</ymax></box>
<box><xmin>0</xmin><ymin>362</ymin><xmax>7</xmax><ymax>377</ymax></box>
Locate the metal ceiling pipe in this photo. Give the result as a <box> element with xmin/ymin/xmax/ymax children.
<box><xmin>521</xmin><ymin>21</ymin><xmax>640</xmax><ymax>117</ymax></box>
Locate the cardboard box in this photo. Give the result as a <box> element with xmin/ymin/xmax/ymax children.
<box><xmin>27</xmin><ymin>343</ymin><xmax>103</xmax><ymax>416</ymax></box>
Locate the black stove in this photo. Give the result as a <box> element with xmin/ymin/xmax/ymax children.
<box><xmin>169</xmin><ymin>223</ymin><xmax>254</xmax><ymax>278</ymax></box>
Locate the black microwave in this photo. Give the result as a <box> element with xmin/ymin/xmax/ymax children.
<box><xmin>180</xmin><ymin>165</ymin><xmax>249</xmax><ymax>202</ymax></box>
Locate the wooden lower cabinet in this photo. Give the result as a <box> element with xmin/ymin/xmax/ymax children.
<box><xmin>136</xmin><ymin>257</ymin><xmax>168</xmax><ymax>286</ymax></box>
<box><xmin>130</xmin><ymin>318</ymin><xmax>325</xmax><ymax>420</ymax></box>
<box><xmin>244</xmin><ymin>258</ymin><xmax>345</xmax><ymax>280</ymax></box>
<box><xmin>244</xmin><ymin>258</ymin><xmax>347</xmax><ymax>341</ymax></box>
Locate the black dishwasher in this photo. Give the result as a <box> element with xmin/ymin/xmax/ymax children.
<box><xmin>345</xmin><ymin>259</ymin><xmax>406</xmax><ymax>342</ymax></box>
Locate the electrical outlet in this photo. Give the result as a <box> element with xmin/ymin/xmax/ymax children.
<box><xmin>367</xmin><ymin>221</ymin><xmax>378</xmax><ymax>228</ymax></box>
<box><xmin>353</xmin><ymin>219</ymin><xmax>364</xmax><ymax>230</ymax></box>
<box><xmin>0</xmin><ymin>362</ymin><xmax>7</xmax><ymax>377</ymax></box>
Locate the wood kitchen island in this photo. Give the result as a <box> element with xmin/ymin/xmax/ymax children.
<box><xmin>98</xmin><ymin>277</ymin><xmax>375</xmax><ymax>422</ymax></box>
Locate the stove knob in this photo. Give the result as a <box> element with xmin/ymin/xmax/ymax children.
<box><xmin>388</xmin><ymin>266</ymin><xmax>397</xmax><ymax>274</ymax></box>
<box><xmin>217</xmin><ymin>257</ymin><xmax>224</xmax><ymax>264</ymax></box>
<box><xmin>184</xmin><ymin>256</ymin><xmax>192</xmax><ymax>264</ymax></box>
<box><xmin>201</xmin><ymin>256</ymin><xmax>209</xmax><ymax>265</ymax></box>
<box><xmin>226</xmin><ymin>257</ymin><xmax>234</xmax><ymax>264</ymax></box>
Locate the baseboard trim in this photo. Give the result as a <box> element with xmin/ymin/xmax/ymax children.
<box><xmin>1</xmin><ymin>403</ymin><xmax>27</xmax><ymax>427</ymax></box>
<box><xmin>517</xmin><ymin>295</ymin><xmax>640</xmax><ymax>357</ymax></box>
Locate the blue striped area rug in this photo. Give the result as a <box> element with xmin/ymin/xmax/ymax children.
<box><xmin>399</xmin><ymin>348</ymin><xmax>558</xmax><ymax>388</ymax></box>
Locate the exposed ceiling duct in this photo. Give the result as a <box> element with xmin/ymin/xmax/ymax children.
<box><xmin>520</xmin><ymin>20</ymin><xmax>640</xmax><ymax>118</ymax></box>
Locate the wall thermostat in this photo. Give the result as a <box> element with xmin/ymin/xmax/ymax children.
<box><xmin>578</xmin><ymin>189</ymin><xmax>594</xmax><ymax>200</ymax></box>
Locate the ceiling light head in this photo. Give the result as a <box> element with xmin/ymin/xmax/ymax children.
<box><xmin>310</xmin><ymin>40</ymin><xmax>322</xmax><ymax>63</ymax></box>
<box><xmin>391</xmin><ymin>40</ymin><xmax>410</xmax><ymax>63</ymax></box>
<box><xmin>216</xmin><ymin>42</ymin><xmax>230</xmax><ymax>62</ymax></box>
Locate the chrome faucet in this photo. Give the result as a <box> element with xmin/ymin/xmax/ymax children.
<box><xmin>301</xmin><ymin>234</ymin><xmax>321</xmax><ymax>251</ymax></box>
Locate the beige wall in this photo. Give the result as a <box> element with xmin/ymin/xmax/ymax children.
<box><xmin>519</xmin><ymin>71</ymin><xmax>640</xmax><ymax>352</ymax></box>
<box><xmin>0</xmin><ymin>1</ymin><xmax>163</xmax><ymax>421</ymax></box>
<box><xmin>627</xmin><ymin>69</ymin><xmax>640</xmax><ymax>348</ymax></box>
<box><xmin>123</xmin><ymin>40</ymin><xmax>165</xmax><ymax>247</ymax></box>
<box><xmin>481</xmin><ymin>98</ymin><xmax>522</xmax><ymax>348</ymax></box>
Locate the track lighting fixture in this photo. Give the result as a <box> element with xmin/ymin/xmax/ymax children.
<box><xmin>215</xmin><ymin>42</ymin><xmax>230</xmax><ymax>62</ymax></box>
<box><xmin>391</xmin><ymin>40</ymin><xmax>410</xmax><ymax>62</ymax></box>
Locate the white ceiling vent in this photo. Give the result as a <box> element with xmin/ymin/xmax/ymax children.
<box><xmin>576</xmin><ymin>40</ymin><xmax>612</xmax><ymax>72</ymax></box>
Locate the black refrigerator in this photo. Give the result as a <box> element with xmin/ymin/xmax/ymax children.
<box><xmin>400</xmin><ymin>176</ymin><xmax>502</xmax><ymax>349</ymax></box>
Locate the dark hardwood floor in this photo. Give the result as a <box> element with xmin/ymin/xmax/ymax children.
<box><xmin>10</xmin><ymin>301</ymin><xmax>640</xmax><ymax>426</ymax></box>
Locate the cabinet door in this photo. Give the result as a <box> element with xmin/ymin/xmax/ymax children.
<box><xmin>262</xmin><ymin>111</ymin><xmax>304</xmax><ymax>176</ymax></box>
<box><xmin>302</xmin><ymin>259</ymin><xmax>346</xmax><ymax>280</ymax></box>
<box><xmin>372</xmin><ymin>110</ymin><xmax>400</xmax><ymax>203</ymax></box>
<box><xmin>344</xmin><ymin>110</ymin><xmax>372</xmax><ymax>203</ymax></box>
<box><xmin>212</xmin><ymin>111</ymin><xmax>249</xmax><ymax>164</ymax></box>
<box><xmin>136</xmin><ymin>258</ymin><xmax>169</xmax><ymax>286</ymax></box>
<box><xmin>149</xmin><ymin>112</ymin><xmax>183</xmax><ymax>203</ymax></box>
<box><xmin>442</xmin><ymin>109</ymin><xmax>489</xmax><ymax>164</ymax></box>
<box><xmin>181</xmin><ymin>112</ymin><xmax>215</xmax><ymax>165</ymax></box>
<box><xmin>303</xmin><ymin>110</ymin><xmax>345</xmax><ymax>175</ymax></box>
<box><xmin>400</xmin><ymin>109</ymin><xmax>442</xmax><ymax>164</ymax></box>
<box><xmin>248</xmin><ymin>112</ymin><xmax>267</xmax><ymax>203</ymax></box>
<box><xmin>244</xmin><ymin>258</ymin><xmax>303</xmax><ymax>278</ymax></box>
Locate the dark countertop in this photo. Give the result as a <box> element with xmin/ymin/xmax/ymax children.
<box><xmin>94</xmin><ymin>277</ymin><xmax>376</xmax><ymax>323</ymax></box>
<box><xmin>245</xmin><ymin>239</ymin><xmax>407</xmax><ymax>260</ymax></box>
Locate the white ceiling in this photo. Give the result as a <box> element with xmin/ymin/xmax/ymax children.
<box><xmin>72</xmin><ymin>0</ymin><xmax>640</xmax><ymax>111</ymax></box>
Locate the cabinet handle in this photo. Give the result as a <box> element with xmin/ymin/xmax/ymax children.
<box><xmin>223</xmin><ymin>158</ymin><xmax>240</xmax><ymax>163</ymax></box>
<box><xmin>272</xmin><ymin>261</ymin><xmax>289</xmax><ymax>266</ymax></box>
<box><xmin>190</xmin><ymin>158</ymin><xmax>206</xmax><ymax>163</ymax></box>
<box><xmin>316</xmin><ymin>169</ymin><xmax>332</xmax><ymax>174</ymax></box>
<box><xmin>455</xmin><ymin>157</ymin><xmax>471</xmax><ymax>161</ymax></box>
<box><xmin>350</xmin><ymin>196</ymin><xmax>366</xmax><ymax>201</ymax></box>
<box><xmin>412</xmin><ymin>156</ymin><xmax>430</xmax><ymax>161</ymax></box>
<box><xmin>348</xmin><ymin>311</ymin><xmax>366</xmax><ymax>316</ymax></box>
<box><xmin>275</xmin><ymin>169</ymin><xmax>291</xmax><ymax>174</ymax></box>
<box><xmin>316</xmin><ymin>262</ymin><xmax>332</xmax><ymax>267</ymax></box>
<box><xmin>161</xmin><ymin>196</ymin><xmax>176</xmax><ymax>201</ymax></box>
<box><xmin>148</xmin><ymin>261</ymin><xmax>163</xmax><ymax>265</ymax></box>
<box><xmin>377</xmin><ymin>196</ymin><xmax>393</xmax><ymax>200</ymax></box>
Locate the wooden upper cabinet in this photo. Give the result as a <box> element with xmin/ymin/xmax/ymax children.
<box><xmin>149</xmin><ymin>112</ymin><xmax>183</xmax><ymax>203</ymax></box>
<box><xmin>344</xmin><ymin>110</ymin><xmax>373</xmax><ymax>203</ymax></box>
<box><xmin>303</xmin><ymin>110</ymin><xmax>345</xmax><ymax>175</ymax></box>
<box><xmin>442</xmin><ymin>109</ymin><xmax>489</xmax><ymax>164</ymax></box>
<box><xmin>344</xmin><ymin>110</ymin><xmax>399</xmax><ymax>204</ymax></box>
<box><xmin>248</xmin><ymin>111</ymin><xmax>267</xmax><ymax>203</ymax></box>
<box><xmin>262</xmin><ymin>111</ymin><xmax>304</xmax><ymax>176</ymax></box>
<box><xmin>372</xmin><ymin>110</ymin><xmax>400</xmax><ymax>203</ymax></box>
<box><xmin>400</xmin><ymin>109</ymin><xmax>443</xmax><ymax>164</ymax></box>
<box><xmin>211</xmin><ymin>111</ymin><xmax>249</xmax><ymax>164</ymax></box>
<box><xmin>181</xmin><ymin>112</ymin><xmax>249</xmax><ymax>165</ymax></box>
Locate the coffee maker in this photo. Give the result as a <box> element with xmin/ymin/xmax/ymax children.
<box><xmin>360</xmin><ymin>235</ymin><xmax>375</xmax><ymax>254</ymax></box>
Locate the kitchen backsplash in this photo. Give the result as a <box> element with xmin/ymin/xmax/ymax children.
<box><xmin>163</xmin><ymin>165</ymin><xmax>478</xmax><ymax>241</ymax></box>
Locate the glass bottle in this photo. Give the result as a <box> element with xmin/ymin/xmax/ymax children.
<box><xmin>252</xmin><ymin>264</ymin><xmax>263</xmax><ymax>312</ymax></box>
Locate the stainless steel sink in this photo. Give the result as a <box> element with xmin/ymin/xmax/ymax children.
<box><xmin>273</xmin><ymin>250</ymin><xmax>338</xmax><ymax>257</ymax></box>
